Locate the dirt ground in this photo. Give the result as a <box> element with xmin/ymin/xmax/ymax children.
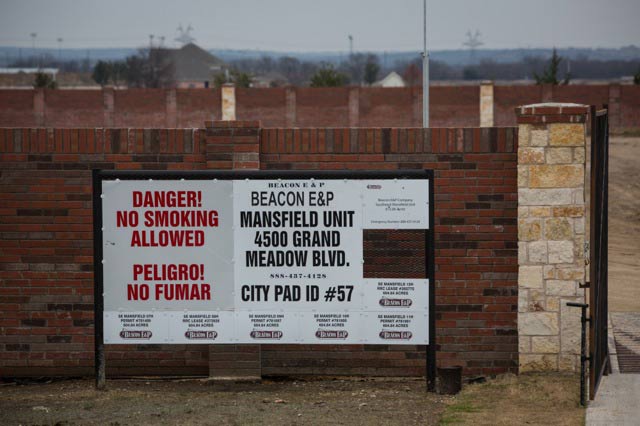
<box><xmin>608</xmin><ymin>137</ymin><xmax>640</xmax><ymax>312</ymax></box>
<box><xmin>0</xmin><ymin>377</ymin><xmax>450</xmax><ymax>426</ymax></box>
<box><xmin>0</xmin><ymin>373</ymin><xmax>584</xmax><ymax>426</ymax></box>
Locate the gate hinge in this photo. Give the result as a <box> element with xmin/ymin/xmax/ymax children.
<box><xmin>579</xmin><ymin>282</ymin><xmax>590</xmax><ymax>289</ymax></box>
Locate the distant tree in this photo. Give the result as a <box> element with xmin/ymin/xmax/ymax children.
<box><xmin>363</xmin><ymin>55</ymin><xmax>380</xmax><ymax>85</ymax></box>
<box><xmin>278</xmin><ymin>56</ymin><xmax>304</xmax><ymax>85</ymax></box>
<box><xmin>310</xmin><ymin>65</ymin><xmax>348</xmax><ymax>87</ymax></box>
<box><xmin>121</xmin><ymin>48</ymin><xmax>174</xmax><ymax>88</ymax></box>
<box><xmin>111</xmin><ymin>61</ymin><xmax>127</xmax><ymax>86</ymax></box>
<box><xmin>402</xmin><ymin>62</ymin><xmax>421</xmax><ymax>86</ymax></box>
<box><xmin>33</xmin><ymin>72</ymin><xmax>57</xmax><ymax>89</ymax></box>
<box><xmin>344</xmin><ymin>53</ymin><xmax>369</xmax><ymax>85</ymax></box>
<box><xmin>92</xmin><ymin>60</ymin><xmax>112</xmax><ymax>86</ymax></box>
<box><xmin>232</xmin><ymin>70</ymin><xmax>252</xmax><ymax>88</ymax></box>
<box><xmin>212</xmin><ymin>69</ymin><xmax>252</xmax><ymax>88</ymax></box>
<box><xmin>145</xmin><ymin>48</ymin><xmax>175</xmax><ymax>88</ymax></box>
<box><xmin>213</xmin><ymin>72</ymin><xmax>228</xmax><ymax>88</ymax></box>
<box><xmin>123</xmin><ymin>54</ymin><xmax>147</xmax><ymax>87</ymax></box>
<box><xmin>634</xmin><ymin>68</ymin><xmax>640</xmax><ymax>85</ymax></box>
<box><xmin>462</xmin><ymin>66</ymin><xmax>480</xmax><ymax>80</ymax></box>
<box><xmin>534</xmin><ymin>48</ymin><xmax>570</xmax><ymax>85</ymax></box>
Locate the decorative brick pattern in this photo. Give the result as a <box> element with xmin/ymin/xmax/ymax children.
<box><xmin>516</xmin><ymin>103</ymin><xmax>588</xmax><ymax>372</ymax></box>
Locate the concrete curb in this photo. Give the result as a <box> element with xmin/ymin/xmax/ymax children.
<box><xmin>585</xmin><ymin>313</ymin><xmax>640</xmax><ymax>425</ymax></box>
<box><xmin>608</xmin><ymin>313</ymin><xmax>619</xmax><ymax>374</ymax></box>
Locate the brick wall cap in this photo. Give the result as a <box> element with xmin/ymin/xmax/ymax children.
<box><xmin>515</xmin><ymin>103</ymin><xmax>589</xmax><ymax>117</ymax></box>
<box><xmin>205</xmin><ymin>120</ymin><xmax>261</xmax><ymax>128</ymax></box>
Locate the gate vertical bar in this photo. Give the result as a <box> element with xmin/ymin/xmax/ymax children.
<box><xmin>603</xmin><ymin>108</ymin><xmax>610</xmax><ymax>377</ymax></box>
<box><xmin>588</xmin><ymin>105</ymin><xmax>610</xmax><ymax>400</ymax></box>
<box><xmin>93</xmin><ymin>169</ymin><xmax>106</xmax><ymax>389</ymax></box>
<box><xmin>588</xmin><ymin>105</ymin><xmax>598</xmax><ymax>399</ymax></box>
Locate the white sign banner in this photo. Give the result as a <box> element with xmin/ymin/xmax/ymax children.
<box><xmin>101</xmin><ymin>178</ymin><xmax>429</xmax><ymax>345</ymax></box>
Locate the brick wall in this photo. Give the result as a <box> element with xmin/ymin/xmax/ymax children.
<box><xmin>2</xmin><ymin>85</ymin><xmax>635</xmax><ymax>130</ymax></box>
<box><xmin>0</xmin><ymin>90</ymin><xmax>36</xmax><ymax>127</ymax></box>
<box><xmin>1</xmin><ymin>123</ymin><xmax>518</xmax><ymax>378</ymax></box>
<box><xmin>494</xmin><ymin>86</ymin><xmax>543</xmax><ymax>127</ymax></box>
<box><xmin>42</xmin><ymin>90</ymin><xmax>104</xmax><ymax>128</ymax></box>
<box><xmin>260</xmin><ymin>127</ymin><xmax>519</xmax><ymax>376</ymax></box>
<box><xmin>0</xmin><ymin>128</ymin><xmax>208</xmax><ymax>376</ymax></box>
<box><xmin>620</xmin><ymin>85</ymin><xmax>640</xmax><ymax>129</ymax></box>
<box><xmin>176</xmin><ymin>89</ymin><xmax>221</xmax><ymax>128</ymax></box>
<box><xmin>235</xmin><ymin>88</ymin><xmax>287</xmax><ymax>127</ymax></box>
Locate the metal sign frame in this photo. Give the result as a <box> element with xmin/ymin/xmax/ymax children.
<box><xmin>93</xmin><ymin>169</ymin><xmax>436</xmax><ymax>390</ymax></box>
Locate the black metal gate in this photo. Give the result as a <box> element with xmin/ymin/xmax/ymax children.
<box><xmin>589</xmin><ymin>105</ymin><xmax>610</xmax><ymax>399</ymax></box>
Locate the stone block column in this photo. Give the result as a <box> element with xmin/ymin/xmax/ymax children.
<box><xmin>204</xmin><ymin>120</ymin><xmax>262</xmax><ymax>381</ymax></box>
<box><xmin>221</xmin><ymin>84</ymin><xmax>236</xmax><ymax>121</ymax></box>
<box><xmin>480</xmin><ymin>81</ymin><xmax>494</xmax><ymax>127</ymax></box>
<box><xmin>516</xmin><ymin>103</ymin><xmax>589</xmax><ymax>372</ymax></box>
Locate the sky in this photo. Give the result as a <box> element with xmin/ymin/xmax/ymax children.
<box><xmin>0</xmin><ymin>0</ymin><xmax>639</xmax><ymax>52</ymax></box>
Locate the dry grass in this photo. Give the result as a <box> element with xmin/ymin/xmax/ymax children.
<box><xmin>440</xmin><ymin>373</ymin><xmax>585</xmax><ymax>426</ymax></box>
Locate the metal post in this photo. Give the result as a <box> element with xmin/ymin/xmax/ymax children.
<box><xmin>93</xmin><ymin>170</ymin><xmax>106</xmax><ymax>389</ymax></box>
<box><xmin>422</xmin><ymin>0</ymin><xmax>429</xmax><ymax>128</ymax></box>
<box><xmin>567</xmin><ymin>302</ymin><xmax>589</xmax><ymax>406</ymax></box>
<box><xmin>426</xmin><ymin>171</ymin><xmax>436</xmax><ymax>391</ymax></box>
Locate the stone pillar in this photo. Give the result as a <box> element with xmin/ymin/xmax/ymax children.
<box><xmin>34</xmin><ymin>88</ymin><xmax>45</xmax><ymax>126</ymax></box>
<box><xmin>516</xmin><ymin>103</ymin><xmax>589</xmax><ymax>372</ymax></box>
<box><xmin>348</xmin><ymin>87</ymin><xmax>359</xmax><ymax>127</ymax></box>
<box><xmin>204</xmin><ymin>119</ymin><xmax>262</xmax><ymax>381</ymax></box>
<box><xmin>285</xmin><ymin>87</ymin><xmax>296</xmax><ymax>127</ymax></box>
<box><xmin>221</xmin><ymin>84</ymin><xmax>236</xmax><ymax>121</ymax></box>
<box><xmin>103</xmin><ymin>87</ymin><xmax>114</xmax><ymax>127</ymax></box>
<box><xmin>480</xmin><ymin>81</ymin><xmax>494</xmax><ymax>127</ymax></box>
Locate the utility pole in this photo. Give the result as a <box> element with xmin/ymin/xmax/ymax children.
<box><xmin>422</xmin><ymin>0</ymin><xmax>429</xmax><ymax>128</ymax></box>
<box><xmin>463</xmin><ymin>30</ymin><xmax>483</xmax><ymax>63</ymax></box>
<box><xmin>348</xmin><ymin>35</ymin><xmax>353</xmax><ymax>57</ymax></box>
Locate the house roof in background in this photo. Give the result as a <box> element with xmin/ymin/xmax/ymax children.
<box><xmin>167</xmin><ymin>43</ymin><xmax>225</xmax><ymax>82</ymax></box>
